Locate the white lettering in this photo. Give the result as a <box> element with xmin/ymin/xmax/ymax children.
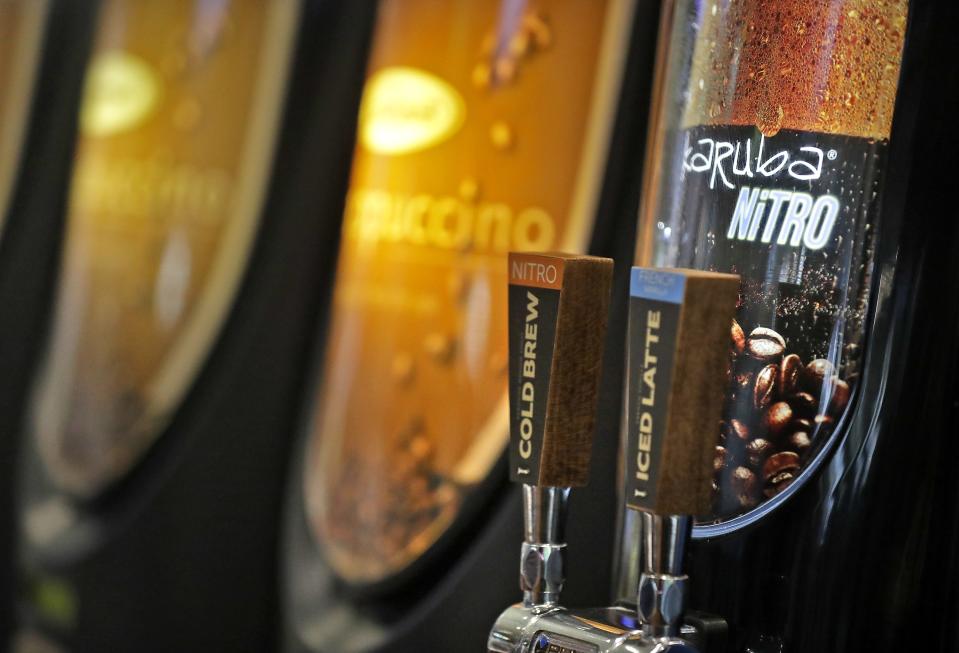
<box><xmin>803</xmin><ymin>195</ymin><xmax>840</xmax><ymax>250</ymax></box>
<box><xmin>684</xmin><ymin>134</ymin><xmax>827</xmax><ymax>189</ymax></box>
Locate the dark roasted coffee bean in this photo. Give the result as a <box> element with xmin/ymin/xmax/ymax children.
<box><xmin>764</xmin><ymin>470</ymin><xmax>796</xmax><ymax>498</ymax></box>
<box><xmin>746</xmin><ymin>330</ymin><xmax>785</xmax><ymax>363</ymax></box>
<box><xmin>762</xmin><ymin>451</ymin><xmax>800</xmax><ymax>478</ymax></box>
<box><xmin>825</xmin><ymin>377</ymin><xmax>851</xmax><ymax>415</ymax></box>
<box><xmin>731</xmin><ymin>319</ymin><xmax>746</xmax><ymax>354</ymax></box>
<box><xmin>728</xmin><ymin>418</ymin><xmax>751</xmax><ymax>442</ymax></box>
<box><xmin>790</xmin><ymin>418</ymin><xmax>813</xmax><ymax>433</ymax></box>
<box><xmin>780</xmin><ymin>353</ymin><xmax>803</xmax><ymax>396</ymax></box>
<box><xmin>750</xmin><ymin>326</ymin><xmax>785</xmax><ymax>348</ymax></box>
<box><xmin>738</xmin><ymin>494</ymin><xmax>759</xmax><ymax>509</ymax></box>
<box><xmin>802</xmin><ymin>358</ymin><xmax>835</xmax><ymax>393</ymax></box>
<box><xmin>729</xmin><ymin>466</ymin><xmax>758</xmax><ymax>508</ymax></box>
<box><xmin>787</xmin><ymin>431</ymin><xmax>812</xmax><ymax>459</ymax></box>
<box><xmin>714</xmin><ymin>446</ymin><xmax>727</xmax><ymax>472</ymax></box>
<box><xmin>763</xmin><ymin>451</ymin><xmax>800</xmax><ymax>483</ymax></box>
<box><xmin>765</xmin><ymin>401</ymin><xmax>793</xmax><ymax>439</ymax></box>
<box><xmin>753</xmin><ymin>364</ymin><xmax>778</xmax><ymax>410</ymax></box>
<box><xmin>813</xmin><ymin>414</ymin><xmax>836</xmax><ymax>434</ymax></box>
<box><xmin>788</xmin><ymin>391</ymin><xmax>819</xmax><ymax>417</ymax></box>
<box><xmin>746</xmin><ymin>438</ymin><xmax>773</xmax><ymax>469</ymax></box>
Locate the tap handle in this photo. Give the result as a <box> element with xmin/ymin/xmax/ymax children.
<box><xmin>624</xmin><ymin>267</ymin><xmax>740</xmax><ymax>516</ymax></box>
<box><xmin>507</xmin><ymin>252</ymin><xmax>613</xmax><ymax>488</ymax></box>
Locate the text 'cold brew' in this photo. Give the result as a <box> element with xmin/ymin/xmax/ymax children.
<box><xmin>304</xmin><ymin>0</ymin><xmax>637</xmax><ymax>584</ymax></box>
<box><xmin>637</xmin><ymin>0</ymin><xmax>907</xmax><ymax>523</ymax></box>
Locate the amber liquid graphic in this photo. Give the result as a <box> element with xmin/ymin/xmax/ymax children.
<box><xmin>682</xmin><ymin>0</ymin><xmax>905</xmax><ymax>137</ymax></box>
<box><xmin>638</xmin><ymin>0</ymin><xmax>907</xmax><ymax>520</ymax></box>
<box><xmin>33</xmin><ymin>0</ymin><xmax>297</xmax><ymax>497</ymax></box>
<box><xmin>0</xmin><ymin>0</ymin><xmax>46</xmax><ymax>232</ymax></box>
<box><xmin>305</xmin><ymin>0</ymin><xmax>634</xmax><ymax>583</ymax></box>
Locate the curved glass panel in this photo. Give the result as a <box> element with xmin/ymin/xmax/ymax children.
<box><xmin>0</xmin><ymin>0</ymin><xmax>47</xmax><ymax>232</ymax></box>
<box><xmin>637</xmin><ymin>0</ymin><xmax>907</xmax><ymax>522</ymax></box>
<box><xmin>32</xmin><ymin>0</ymin><xmax>298</xmax><ymax>497</ymax></box>
<box><xmin>305</xmin><ymin>0</ymin><xmax>637</xmax><ymax>584</ymax></box>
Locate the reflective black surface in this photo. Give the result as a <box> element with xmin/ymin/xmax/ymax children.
<box><xmin>15</xmin><ymin>2</ymin><xmax>376</xmax><ymax>650</ymax></box>
<box><xmin>0</xmin><ymin>1</ymin><xmax>98</xmax><ymax>644</ymax></box>
<box><xmin>685</xmin><ymin>2</ymin><xmax>959</xmax><ymax>650</ymax></box>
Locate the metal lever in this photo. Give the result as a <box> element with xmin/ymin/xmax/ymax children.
<box><xmin>637</xmin><ymin>513</ymin><xmax>691</xmax><ymax>638</ymax></box>
<box><xmin>521</xmin><ymin>484</ymin><xmax>570</xmax><ymax>607</ymax></box>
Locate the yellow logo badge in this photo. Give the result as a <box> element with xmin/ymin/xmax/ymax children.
<box><xmin>81</xmin><ymin>51</ymin><xmax>160</xmax><ymax>137</ymax></box>
<box><xmin>360</xmin><ymin>67</ymin><xmax>465</xmax><ymax>156</ymax></box>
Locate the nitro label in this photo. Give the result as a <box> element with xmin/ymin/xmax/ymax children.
<box><xmin>681</xmin><ymin>127</ymin><xmax>874</xmax><ymax>255</ymax></box>
<box><xmin>508</xmin><ymin>255</ymin><xmax>562</xmax><ymax>483</ymax></box>
<box><xmin>685</xmin><ymin>131</ymin><xmax>843</xmax><ymax>250</ymax></box>
<box><xmin>624</xmin><ymin>269</ymin><xmax>683</xmax><ymax>511</ymax></box>
<box><xmin>667</xmin><ymin>124</ymin><xmax>887</xmax><ymax>520</ymax></box>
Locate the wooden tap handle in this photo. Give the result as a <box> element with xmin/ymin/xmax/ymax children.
<box><xmin>624</xmin><ymin>267</ymin><xmax>740</xmax><ymax>515</ymax></box>
<box><xmin>507</xmin><ymin>252</ymin><xmax>613</xmax><ymax>487</ymax></box>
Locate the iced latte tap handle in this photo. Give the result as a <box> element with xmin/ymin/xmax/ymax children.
<box><xmin>506</xmin><ymin>251</ymin><xmax>613</xmax><ymax>607</ymax></box>
<box><xmin>624</xmin><ymin>267</ymin><xmax>740</xmax><ymax>638</ymax></box>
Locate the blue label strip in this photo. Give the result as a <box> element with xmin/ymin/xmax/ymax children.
<box><xmin>630</xmin><ymin>267</ymin><xmax>686</xmax><ymax>304</ymax></box>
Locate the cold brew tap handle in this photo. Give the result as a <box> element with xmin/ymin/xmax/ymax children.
<box><xmin>624</xmin><ymin>267</ymin><xmax>739</xmax><ymax>638</ymax></box>
<box><xmin>507</xmin><ymin>252</ymin><xmax>613</xmax><ymax>487</ymax></box>
<box><xmin>507</xmin><ymin>252</ymin><xmax>613</xmax><ymax>607</ymax></box>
